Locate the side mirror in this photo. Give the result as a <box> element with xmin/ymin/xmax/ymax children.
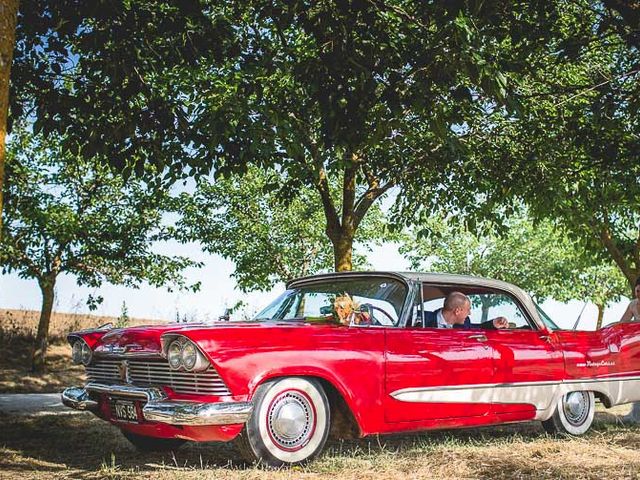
<box><xmin>219</xmin><ymin>308</ymin><xmax>231</xmax><ymax>321</ymax></box>
<box><xmin>319</xmin><ymin>306</ymin><xmax>333</xmax><ymax>315</ymax></box>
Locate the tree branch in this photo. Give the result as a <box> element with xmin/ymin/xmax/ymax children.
<box><xmin>353</xmin><ymin>180</ymin><xmax>395</xmax><ymax>229</ymax></box>
<box><xmin>61</xmin><ymin>259</ymin><xmax>100</xmax><ymax>277</ymax></box>
<box><xmin>599</xmin><ymin>226</ymin><xmax>635</xmax><ymax>283</ymax></box>
<box><xmin>3</xmin><ymin>230</ymin><xmax>43</xmax><ymax>279</ymax></box>
<box><xmin>274</xmin><ymin>109</ymin><xmax>342</xmax><ymax>238</ymax></box>
<box><xmin>366</xmin><ymin>0</ymin><xmax>427</xmax><ymax>29</ymax></box>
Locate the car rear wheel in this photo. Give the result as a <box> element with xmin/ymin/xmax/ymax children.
<box><xmin>121</xmin><ymin>430</ymin><xmax>186</xmax><ymax>452</ymax></box>
<box><xmin>542</xmin><ymin>391</ymin><xmax>595</xmax><ymax>436</ymax></box>
<box><xmin>235</xmin><ymin>377</ymin><xmax>330</xmax><ymax>467</ymax></box>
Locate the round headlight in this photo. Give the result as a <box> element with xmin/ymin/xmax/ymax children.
<box><xmin>80</xmin><ymin>342</ymin><xmax>92</xmax><ymax>365</ymax></box>
<box><xmin>181</xmin><ymin>342</ymin><xmax>198</xmax><ymax>371</ymax></box>
<box><xmin>71</xmin><ymin>341</ymin><xmax>83</xmax><ymax>364</ymax></box>
<box><xmin>168</xmin><ymin>340</ymin><xmax>183</xmax><ymax>370</ymax></box>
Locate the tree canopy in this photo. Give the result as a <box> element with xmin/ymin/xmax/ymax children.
<box><xmin>6</xmin><ymin>0</ymin><xmax>567</xmax><ymax>270</ymax></box>
<box><xmin>11</xmin><ymin>0</ymin><xmax>233</xmax><ymax>173</ymax></box>
<box><xmin>0</xmin><ymin>0</ymin><xmax>237</xmax><ymax>235</ymax></box>
<box><xmin>395</xmin><ymin>1</ymin><xmax>640</xmax><ymax>293</ymax></box>
<box><xmin>176</xmin><ymin>1</ymin><xmax>563</xmax><ymax>270</ymax></box>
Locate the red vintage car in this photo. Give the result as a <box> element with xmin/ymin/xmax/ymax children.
<box><xmin>62</xmin><ymin>272</ymin><xmax>640</xmax><ymax>466</ymax></box>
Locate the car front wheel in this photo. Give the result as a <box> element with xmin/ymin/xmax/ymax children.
<box><xmin>542</xmin><ymin>391</ymin><xmax>595</xmax><ymax>436</ymax></box>
<box><xmin>235</xmin><ymin>377</ymin><xmax>330</xmax><ymax>467</ymax></box>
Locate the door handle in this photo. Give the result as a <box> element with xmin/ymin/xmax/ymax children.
<box><xmin>468</xmin><ymin>334</ymin><xmax>488</xmax><ymax>342</ymax></box>
<box><xmin>539</xmin><ymin>335</ymin><xmax>557</xmax><ymax>350</ymax></box>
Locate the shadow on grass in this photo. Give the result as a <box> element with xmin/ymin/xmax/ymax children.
<box><xmin>0</xmin><ymin>413</ymin><xmax>247</xmax><ymax>477</ymax></box>
<box><xmin>0</xmin><ymin>337</ymin><xmax>86</xmax><ymax>394</ymax></box>
<box><xmin>0</xmin><ymin>410</ymin><xmax>638</xmax><ymax>478</ymax></box>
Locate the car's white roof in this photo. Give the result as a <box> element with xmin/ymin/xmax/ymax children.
<box><xmin>290</xmin><ymin>271</ymin><xmax>520</xmax><ymax>292</ymax></box>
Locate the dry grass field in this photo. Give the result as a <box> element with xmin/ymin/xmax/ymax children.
<box><xmin>0</xmin><ymin>309</ymin><xmax>161</xmax><ymax>342</ymax></box>
<box><xmin>0</xmin><ymin>309</ymin><xmax>163</xmax><ymax>393</ymax></box>
<box><xmin>0</xmin><ymin>408</ymin><xmax>639</xmax><ymax>480</ymax></box>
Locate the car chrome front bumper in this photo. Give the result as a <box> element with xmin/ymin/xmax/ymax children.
<box><xmin>61</xmin><ymin>383</ymin><xmax>253</xmax><ymax>426</ymax></box>
<box><xmin>61</xmin><ymin>386</ymin><xmax>99</xmax><ymax>411</ymax></box>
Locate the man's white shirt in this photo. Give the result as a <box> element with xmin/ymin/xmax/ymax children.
<box><xmin>436</xmin><ymin>309</ymin><xmax>452</xmax><ymax>328</ymax></box>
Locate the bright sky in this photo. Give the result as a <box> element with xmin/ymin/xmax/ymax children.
<box><xmin>0</xmin><ymin>241</ymin><xmax>630</xmax><ymax>331</ymax></box>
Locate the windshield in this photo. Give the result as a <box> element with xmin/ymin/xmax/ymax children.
<box><xmin>535</xmin><ymin>303</ymin><xmax>560</xmax><ymax>330</ymax></box>
<box><xmin>254</xmin><ymin>277</ymin><xmax>409</xmax><ymax>326</ymax></box>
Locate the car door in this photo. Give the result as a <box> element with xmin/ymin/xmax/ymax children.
<box><xmin>553</xmin><ymin>326</ymin><xmax>622</xmax><ymax>379</ymax></box>
<box><xmin>472</xmin><ymin>293</ymin><xmax>565</xmax><ymax>419</ymax></box>
<box><xmin>384</xmin><ymin>324</ymin><xmax>495</xmax><ymax>423</ymax></box>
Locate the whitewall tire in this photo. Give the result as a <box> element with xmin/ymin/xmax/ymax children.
<box><xmin>542</xmin><ymin>391</ymin><xmax>595</xmax><ymax>436</ymax></box>
<box><xmin>235</xmin><ymin>377</ymin><xmax>330</xmax><ymax>467</ymax></box>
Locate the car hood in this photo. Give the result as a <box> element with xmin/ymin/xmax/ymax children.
<box><xmin>77</xmin><ymin>320</ymin><xmax>337</xmax><ymax>357</ymax></box>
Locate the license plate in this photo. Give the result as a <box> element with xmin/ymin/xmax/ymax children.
<box><xmin>111</xmin><ymin>399</ymin><xmax>139</xmax><ymax>423</ymax></box>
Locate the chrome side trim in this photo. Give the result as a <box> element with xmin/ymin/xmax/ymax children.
<box><xmin>61</xmin><ymin>387</ymin><xmax>99</xmax><ymax>411</ymax></box>
<box><xmin>390</xmin><ymin>375</ymin><xmax>640</xmax><ymax>421</ymax></box>
<box><xmin>62</xmin><ymin>383</ymin><xmax>252</xmax><ymax>426</ymax></box>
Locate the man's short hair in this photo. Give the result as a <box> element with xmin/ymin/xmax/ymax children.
<box><xmin>443</xmin><ymin>291</ymin><xmax>470</xmax><ymax>311</ymax></box>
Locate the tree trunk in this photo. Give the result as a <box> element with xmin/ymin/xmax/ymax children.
<box><xmin>595</xmin><ymin>303</ymin><xmax>604</xmax><ymax>330</ymax></box>
<box><xmin>295</xmin><ymin>297</ymin><xmax>306</xmax><ymax>317</ymax></box>
<box><xmin>332</xmin><ymin>232</ymin><xmax>354</xmax><ymax>272</ymax></box>
<box><xmin>0</xmin><ymin>0</ymin><xmax>19</xmax><ymax>237</ymax></box>
<box><xmin>480</xmin><ymin>297</ymin><xmax>491</xmax><ymax>323</ymax></box>
<box><xmin>32</xmin><ymin>275</ymin><xmax>56</xmax><ymax>373</ymax></box>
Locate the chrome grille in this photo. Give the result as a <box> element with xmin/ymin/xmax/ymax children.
<box><xmin>85</xmin><ymin>360</ymin><xmax>120</xmax><ymax>382</ymax></box>
<box><xmin>85</xmin><ymin>359</ymin><xmax>231</xmax><ymax>396</ymax></box>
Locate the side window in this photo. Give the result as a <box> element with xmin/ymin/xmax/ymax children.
<box><xmin>423</xmin><ymin>298</ymin><xmax>444</xmax><ymax>312</ymax></box>
<box><xmin>411</xmin><ymin>297</ymin><xmax>445</xmax><ymax>328</ymax></box>
<box><xmin>467</xmin><ymin>293</ymin><xmax>531</xmax><ymax>329</ymax></box>
<box><xmin>296</xmin><ymin>292</ymin><xmax>399</xmax><ymax>325</ymax></box>
<box><xmin>410</xmin><ymin>297</ymin><xmax>444</xmax><ymax>327</ymax></box>
<box><xmin>353</xmin><ymin>295</ymin><xmax>399</xmax><ymax>326</ymax></box>
<box><xmin>422</xmin><ymin>298</ymin><xmax>445</xmax><ymax>329</ymax></box>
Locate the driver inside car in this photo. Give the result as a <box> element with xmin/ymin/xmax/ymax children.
<box><xmin>334</xmin><ymin>293</ymin><xmax>371</xmax><ymax>326</ymax></box>
<box><xmin>424</xmin><ymin>291</ymin><xmax>509</xmax><ymax>329</ymax></box>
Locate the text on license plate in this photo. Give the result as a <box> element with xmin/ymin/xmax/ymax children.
<box><xmin>112</xmin><ymin>399</ymin><xmax>139</xmax><ymax>422</ymax></box>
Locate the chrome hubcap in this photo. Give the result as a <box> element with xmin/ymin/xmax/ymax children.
<box><xmin>563</xmin><ymin>392</ymin><xmax>590</xmax><ymax>426</ymax></box>
<box><xmin>268</xmin><ymin>391</ymin><xmax>314</xmax><ymax>450</ymax></box>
